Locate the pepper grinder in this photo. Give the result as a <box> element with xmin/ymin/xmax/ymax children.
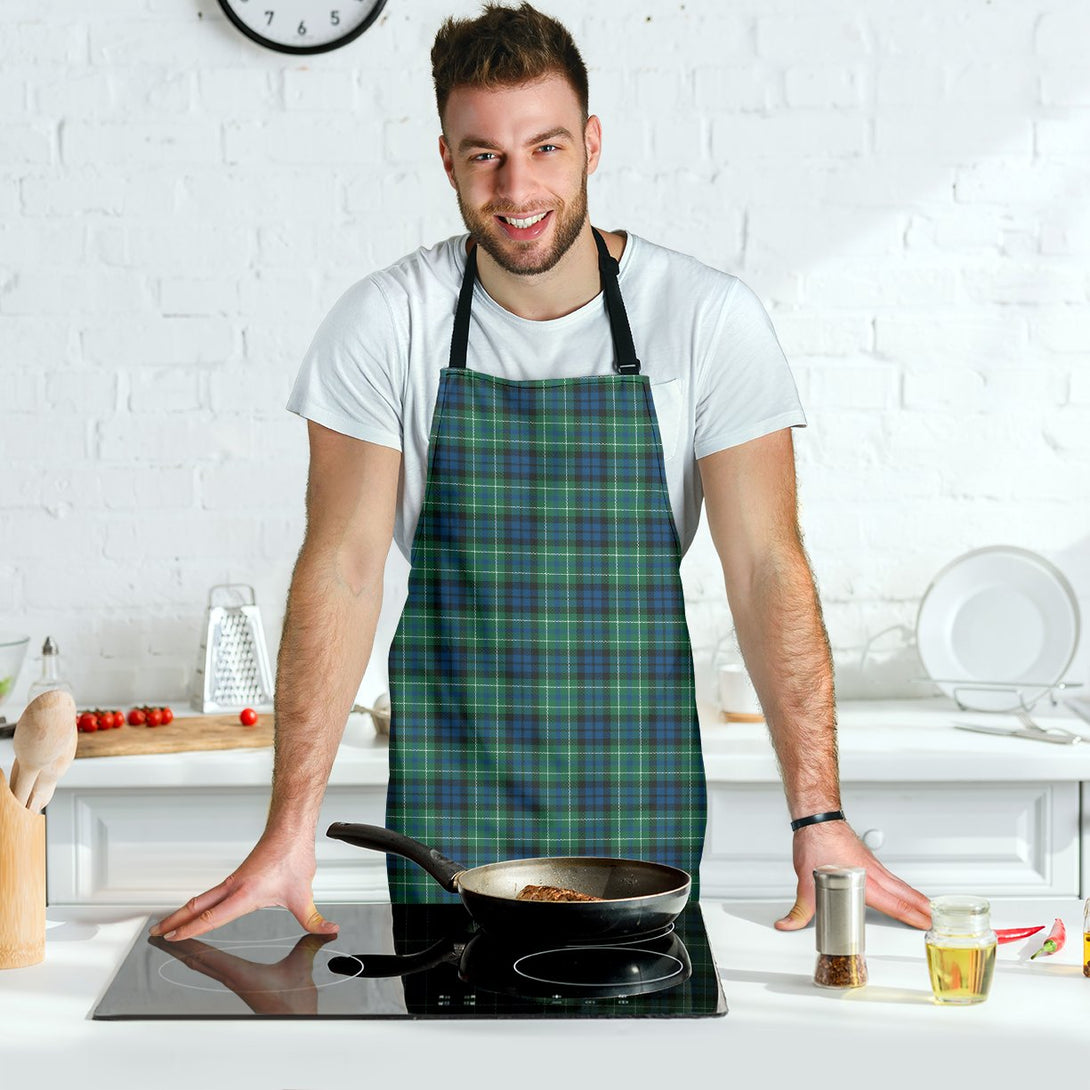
<box><xmin>813</xmin><ymin>865</ymin><xmax>868</xmax><ymax>988</ymax></box>
<box><xmin>25</xmin><ymin>636</ymin><xmax>72</xmax><ymax>704</ymax></box>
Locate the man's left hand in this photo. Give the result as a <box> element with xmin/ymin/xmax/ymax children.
<box><xmin>775</xmin><ymin>820</ymin><xmax>932</xmax><ymax>931</ymax></box>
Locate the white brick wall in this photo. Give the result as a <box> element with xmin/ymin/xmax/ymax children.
<box><xmin>2</xmin><ymin>0</ymin><xmax>1088</xmax><ymax>715</ymax></box>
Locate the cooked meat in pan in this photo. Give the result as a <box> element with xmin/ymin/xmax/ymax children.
<box><xmin>516</xmin><ymin>884</ymin><xmax>604</xmax><ymax>902</ymax></box>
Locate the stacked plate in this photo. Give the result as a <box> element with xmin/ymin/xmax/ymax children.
<box><xmin>915</xmin><ymin>546</ymin><xmax>1080</xmax><ymax>712</ymax></box>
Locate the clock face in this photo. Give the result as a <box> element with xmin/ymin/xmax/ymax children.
<box><xmin>218</xmin><ymin>0</ymin><xmax>387</xmax><ymax>55</ymax></box>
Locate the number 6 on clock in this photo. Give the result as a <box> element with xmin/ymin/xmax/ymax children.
<box><xmin>217</xmin><ymin>0</ymin><xmax>388</xmax><ymax>55</ymax></box>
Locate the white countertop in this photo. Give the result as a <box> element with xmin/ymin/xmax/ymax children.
<box><xmin>2</xmin><ymin>897</ymin><xmax>1086</xmax><ymax>1090</ymax></box>
<box><xmin>7</xmin><ymin>697</ymin><xmax>1090</xmax><ymax>791</ymax></box>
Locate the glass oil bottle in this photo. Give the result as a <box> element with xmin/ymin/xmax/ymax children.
<box><xmin>25</xmin><ymin>636</ymin><xmax>72</xmax><ymax>703</ymax></box>
<box><xmin>925</xmin><ymin>895</ymin><xmax>997</xmax><ymax>1004</ymax></box>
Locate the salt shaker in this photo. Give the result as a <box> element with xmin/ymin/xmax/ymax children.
<box><xmin>813</xmin><ymin>865</ymin><xmax>868</xmax><ymax>988</ymax></box>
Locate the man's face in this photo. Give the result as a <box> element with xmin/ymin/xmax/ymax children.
<box><xmin>439</xmin><ymin>74</ymin><xmax>601</xmax><ymax>277</ymax></box>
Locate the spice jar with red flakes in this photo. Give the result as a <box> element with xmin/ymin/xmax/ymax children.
<box><xmin>813</xmin><ymin>865</ymin><xmax>868</xmax><ymax>989</ymax></box>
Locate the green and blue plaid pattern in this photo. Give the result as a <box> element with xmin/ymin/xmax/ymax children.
<box><xmin>386</xmin><ymin>368</ymin><xmax>706</xmax><ymax>903</ymax></box>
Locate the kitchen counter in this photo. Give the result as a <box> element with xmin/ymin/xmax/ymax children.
<box><xmin>5</xmin><ymin>697</ymin><xmax>1090</xmax><ymax>790</ymax></box>
<box><xmin>12</xmin><ymin>697</ymin><xmax>1090</xmax><ymax>907</ymax></box>
<box><xmin>1</xmin><ymin>897</ymin><xmax>1086</xmax><ymax>1090</ymax></box>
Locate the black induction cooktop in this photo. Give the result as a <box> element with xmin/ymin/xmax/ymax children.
<box><xmin>93</xmin><ymin>902</ymin><xmax>726</xmax><ymax>1020</ymax></box>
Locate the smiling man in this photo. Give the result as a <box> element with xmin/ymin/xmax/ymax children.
<box><xmin>448</xmin><ymin>91</ymin><xmax>589</xmax><ymax>276</ymax></box>
<box><xmin>152</xmin><ymin>2</ymin><xmax>931</xmax><ymax>942</ymax></box>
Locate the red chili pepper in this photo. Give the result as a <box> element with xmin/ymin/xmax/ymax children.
<box><xmin>1029</xmin><ymin>917</ymin><xmax>1065</xmax><ymax>959</ymax></box>
<box><xmin>995</xmin><ymin>925</ymin><xmax>1045</xmax><ymax>945</ymax></box>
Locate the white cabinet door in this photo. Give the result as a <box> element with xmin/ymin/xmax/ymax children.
<box><xmin>701</xmin><ymin>782</ymin><xmax>1081</xmax><ymax>899</ymax></box>
<box><xmin>46</xmin><ymin>786</ymin><xmax>389</xmax><ymax>906</ymax></box>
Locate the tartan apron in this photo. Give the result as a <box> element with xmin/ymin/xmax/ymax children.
<box><xmin>385</xmin><ymin>229</ymin><xmax>707</xmax><ymax>903</ymax></box>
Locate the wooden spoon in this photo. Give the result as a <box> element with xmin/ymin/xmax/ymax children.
<box><xmin>10</xmin><ymin>689</ymin><xmax>77</xmax><ymax>813</ymax></box>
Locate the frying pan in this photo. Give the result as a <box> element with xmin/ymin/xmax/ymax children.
<box><xmin>326</xmin><ymin>823</ymin><xmax>691</xmax><ymax>944</ymax></box>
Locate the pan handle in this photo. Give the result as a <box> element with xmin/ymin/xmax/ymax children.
<box><xmin>326</xmin><ymin>822</ymin><xmax>465</xmax><ymax>892</ymax></box>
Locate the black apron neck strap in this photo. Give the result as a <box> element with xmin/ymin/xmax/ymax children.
<box><xmin>448</xmin><ymin>230</ymin><xmax>641</xmax><ymax>375</ymax></box>
<box><xmin>591</xmin><ymin>227</ymin><xmax>641</xmax><ymax>375</ymax></box>
<box><xmin>449</xmin><ymin>240</ymin><xmax>479</xmax><ymax>372</ymax></box>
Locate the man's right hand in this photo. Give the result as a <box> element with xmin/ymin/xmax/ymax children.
<box><xmin>152</xmin><ymin>429</ymin><xmax>398</xmax><ymax>944</ymax></box>
<box><xmin>148</xmin><ymin>834</ymin><xmax>338</xmax><ymax>942</ymax></box>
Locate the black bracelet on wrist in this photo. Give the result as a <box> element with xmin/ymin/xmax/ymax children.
<box><xmin>790</xmin><ymin>810</ymin><xmax>845</xmax><ymax>832</ymax></box>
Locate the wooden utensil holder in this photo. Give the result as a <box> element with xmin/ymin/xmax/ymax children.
<box><xmin>0</xmin><ymin>767</ymin><xmax>45</xmax><ymax>969</ymax></box>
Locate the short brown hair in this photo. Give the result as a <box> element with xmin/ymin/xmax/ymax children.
<box><xmin>431</xmin><ymin>3</ymin><xmax>589</xmax><ymax>126</ymax></box>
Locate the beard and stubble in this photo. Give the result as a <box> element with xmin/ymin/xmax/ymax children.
<box><xmin>455</xmin><ymin>166</ymin><xmax>589</xmax><ymax>277</ymax></box>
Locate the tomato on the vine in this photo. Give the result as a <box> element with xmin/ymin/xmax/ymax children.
<box><xmin>77</xmin><ymin>712</ymin><xmax>98</xmax><ymax>733</ymax></box>
<box><xmin>127</xmin><ymin>704</ymin><xmax>173</xmax><ymax>727</ymax></box>
<box><xmin>239</xmin><ymin>707</ymin><xmax>258</xmax><ymax>727</ymax></box>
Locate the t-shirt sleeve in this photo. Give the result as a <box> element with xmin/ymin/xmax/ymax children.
<box><xmin>693</xmin><ymin>277</ymin><xmax>807</xmax><ymax>460</ymax></box>
<box><xmin>285</xmin><ymin>276</ymin><xmax>405</xmax><ymax>451</ymax></box>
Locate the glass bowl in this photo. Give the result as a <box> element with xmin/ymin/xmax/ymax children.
<box><xmin>0</xmin><ymin>634</ymin><xmax>30</xmax><ymax>703</ymax></box>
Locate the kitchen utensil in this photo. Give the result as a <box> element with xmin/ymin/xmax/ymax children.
<box><xmin>326</xmin><ymin>823</ymin><xmax>691</xmax><ymax>945</ymax></box>
<box><xmin>915</xmin><ymin>546</ymin><xmax>1080</xmax><ymax>712</ymax></box>
<box><xmin>1012</xmin><ymin>707</ymin><xmax>1084</xmax><ymax>738</ymax></box>
<box><xmin>953</xmin><ymin>722</ymin><xmax>1082</xmax><ymax>745</ymax></box>
<box><xmin>0</xmin><ymin>765</ymin><xmax>46</xmax><ymax>969</ymax></box>
<box><xmin>0</xmin><ymin>634</ymin><xmax>29</xmax><ymax>710</ymax></box>
<box><xmin>10</xmin><ymin>689</ymin><xmax>77</xmax><ymax>812</ymax></box>
<box><xmin>75</xmin><ymin>713</ymin><xmax>273</xmax><ymax>759</ymax></box>
<box><xmin>191</xmin><ymin>584</ymin><xmax>275</xmax><ymax>713</ymax></box>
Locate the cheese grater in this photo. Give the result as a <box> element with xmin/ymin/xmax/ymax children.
<box><xmin>191</xmin><ymin>584</ymin><xmax>275</xmax><ymax>712</ymax></box>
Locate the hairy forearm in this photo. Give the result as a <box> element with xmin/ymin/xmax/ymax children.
<box><xmin>726</xmin><ymin>542</ymin><xmax>840</xmax><ymax>819</ymax></box>
<box><xmin>265</xmin><ymin>544</ymin><xmax>384</xmax><ymax>841</ymax></box>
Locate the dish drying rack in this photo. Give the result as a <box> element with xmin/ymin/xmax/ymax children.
<box><xmin>853</xmin><ymin>622</ymin><xmax>1085</xmax><ymax>714</ymax></box>
<box><xmin>913</xmin><ymin>677</ymin><xmax>1085</xmax><ymax>714</ymax></box>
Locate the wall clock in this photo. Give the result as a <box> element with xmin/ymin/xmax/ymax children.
<box><xmin>217</xmin><ymin>0</ymin><xmax>387</xmax><ymax>55</ymax></box>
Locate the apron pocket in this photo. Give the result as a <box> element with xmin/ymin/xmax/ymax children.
<box><xmin>649</xmin><ymin>377</ymin><xmax>683</xmax><ymax>463</ymax></box>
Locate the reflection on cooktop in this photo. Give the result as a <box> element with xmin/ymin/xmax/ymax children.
<box><xmin>94</xmin><ymin>902</ymin><xmax>726</xmax><ymax>1020</ymax></box>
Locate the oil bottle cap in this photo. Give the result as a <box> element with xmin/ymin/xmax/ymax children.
<box><xmin>930</xmin><ymin>894</ymin><xmax>991</xmax><ymax>936</ymax></box>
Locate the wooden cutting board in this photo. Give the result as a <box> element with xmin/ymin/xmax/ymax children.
<box><xmin>75</xmin><ymin>715</ymin><xmax>274</xmax><ymax>759</ymax></box>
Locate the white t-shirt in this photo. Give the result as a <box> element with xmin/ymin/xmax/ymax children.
<box><xmin>287</xmin><ymin>231</ymin><xmax>806</xmax><ymax>560</ymax></box>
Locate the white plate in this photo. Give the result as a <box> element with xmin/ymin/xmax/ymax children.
<box><xmin>915</xmin><ymin>546</ymin><xmax>1080</xmax><ymax>712</ymax></box>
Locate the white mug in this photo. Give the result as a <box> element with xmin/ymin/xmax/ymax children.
<box><xmin>717</xmin><ymin>663</ymin><xmax>763</xmax><ymax>722</ymax></box>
